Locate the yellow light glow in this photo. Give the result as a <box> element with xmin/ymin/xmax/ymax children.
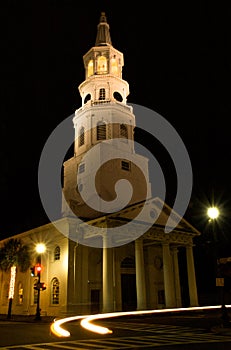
<box><xmin>50</xmin><ymin>319</ymin><xmax>71</xmax><ymax>337</ymax></box>
<box><xmin>51</xmin><ymin>305</ymin><xmax>231</xmax><ymax>338</ymax></box>
<box><xmin>87</xmin><ymin>60</ymin><xmax>94</xmax><ymax>77</ymax></box>
<box><xmin>36</xmin><ymin>243</ymin><xmax>46</xmax><ymax>254</ymax></box>
<box><xmin>81</xmin><ymin>315</ymin><xmax>112</xmax><ymax>334</ymax></box>
<box><xmin>111</xmin><ymin>58</ymin><xmax>118</xmax><ymax>75</ymax></box>
<box><xmin>50</xmin><ymin>314</ymin><xmax>88</xmax><ymax>337</ymax></box>
<box><xmin>97</xmin><ymin>55</ymin><xmax>107</xmax><ymax>73</ymax></box>
<box><xmin>207</xmin><ymin>207</ymin><xmax>220</xmax><ymax>220</ymax></box>
<box><xmin>9</xmin><ymin>266</ymin><xmax>16</xmax><ymax>299</ymax></box>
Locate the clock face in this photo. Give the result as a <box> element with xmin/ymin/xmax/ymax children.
<box><xmin>154</xmin><ymin>256</ymin><xmax>163</xmax><ymax>270</ymax></box>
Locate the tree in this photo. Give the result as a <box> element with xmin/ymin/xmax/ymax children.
<box><xmin>0</xmin><ymin>238</ymin><xmax>31</xmax><ymax>319</ymax></box>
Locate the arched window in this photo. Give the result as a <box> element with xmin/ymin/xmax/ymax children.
<box><xmin>97</xmin><ymin>55</ymin><xmax>107</xmax><ymax>74</ymax></box>
<box><xmin>120</xmin><ymin>124</ymin><xmax>128</xmax><ymax>139</ymax></box>
<box><xmin>87</xmin><ymin>60</ymin><xmax>94</xmax><ymax>77</ymax></box>
<box><xmin>111</xmin><ymin>57</ymin><xmax>118</xmax><ymax>75</ymax></box>
<box><xmin>18</xmin><ymin>282</ymin><xmax>23</xmax><ymax>304</ymax></box>
<box><xmin>78</xmin><ymin>127</ymin><xmax>85</xmax><ymax>147</ymax></box>
<box><xmin>99</xmin><ymin>88</ymin><xmax>106</xmax><ymax>100</ymax></box>
<box><xmin>51</xmin><ymin>278</ymin><xmax>60</xmax><ymax>305</ymax></box>
<box><xmin>97</xmin><ymin>122</ymin><xmax>106</xmax><ymax>140</ymax></box>
<box><xmin>54</xmin><ymin>246</ymin><xmax>60</xmax><ymax>261</ymax></box>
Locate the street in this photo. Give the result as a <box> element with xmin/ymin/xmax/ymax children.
<box><xmin>0</xmin><ymin>309</ymin><xmax>231</xmax><ymax>349</ymax></box>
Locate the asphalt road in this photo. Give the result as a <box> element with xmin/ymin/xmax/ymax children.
<box><xmin>0</xmin><ymin>309</ymin><xmax>231</xmax><ymax>349</ymax></box>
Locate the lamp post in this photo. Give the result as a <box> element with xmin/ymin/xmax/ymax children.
<box><xmin>207</xmin><ymin>207</ymin><xmax>230</xmax><ymax>327</ymax></box>
<box><xmin>207</xmin><ymin>206</ymin><xmax>220</xmax><ymax>294</ymax></box>
<box><xmin>35</xmin><ymin>243</ymin><xmax>46</xmax><ymax>321</ymax></box>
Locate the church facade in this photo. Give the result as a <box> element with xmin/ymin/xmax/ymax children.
<box><xmin>0</xmin><ymin>13</ymin><xmax>200</xmax><ymax>317</ymax></box>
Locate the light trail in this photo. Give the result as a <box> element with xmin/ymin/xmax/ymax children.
<box><xmin>51</xmin><ymin>304</ymin><xmax>231</xmax><ymax>337</ymax></box>
<box><xmin>50</xmin><ymin>315</ymin><xmax>87</xmax><ymax>337</ymax></box>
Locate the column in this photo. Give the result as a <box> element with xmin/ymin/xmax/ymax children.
<box><xmin>186</xmin><ymin>244</ymin><xmax>199</xmax><ymax>306</ymax></box>
<box><xmin>135</xmin><ymin>238</ymin><xmax>147</xmax><ymax>310</ymax></box>
<box><xmin>102</xmin><ymin>234</ymin><xmax>114</xmax><ymax>313</ymax></box>
<box><xmin>172</xmin><ymin>247</ymin><xmax>182</xmax><ymax>307</ymax></box>
<box><xmin>73</xmin><ymin>242</ymin><xmax>78</xmax><ymax>304</ymax></box>
<box><xmin>162</xmin><ymin>243</ymin><xmax>176</xmax><ymax>308</ymax></box>
<box><xmin>114</xmin><ymin>253</ymin><xmax>122</xmax><ymax>311</ymax></box>
<box><xmin>81</xmin><ymin>245</ymin><xmax>89</xmax><ymax>313</ymax></box>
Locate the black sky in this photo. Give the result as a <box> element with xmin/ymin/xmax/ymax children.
<box><xmin>1</xmin><ymin>0</ymin><xmax>231</xmax><ymax>250</ymax></box>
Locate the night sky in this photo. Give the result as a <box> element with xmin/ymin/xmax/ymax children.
<box><xmin>1</xmin><ymin>0</ymin><xmax>231</xmax><ymax>271</ymax></box>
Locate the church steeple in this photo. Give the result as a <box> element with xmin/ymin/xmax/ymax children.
<box><xmin>62</xmin><ymin>12</ymin><xmax>152</xmax><ymax>220</ymax></box>
<box><xmin>95</xmin><ymin>12</ymin><xmax>112</xmax><ymax>46</ymax></box>
<box><xmin>79</xmin><ymin>12</ymin><xmax>128</xmax><ymax>106</ymax></box>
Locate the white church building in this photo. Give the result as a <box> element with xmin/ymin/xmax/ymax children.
<box><xmin>0</xmin><ymin>13</ymin><xmax>200</xmax><ymax>317</ymax></box>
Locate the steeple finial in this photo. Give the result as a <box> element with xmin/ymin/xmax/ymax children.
<box><xmin>99</xmin><ymin>11</ymin><xmax>107</xmax><ymax>23</ymax></box>
<box><xmin>95</xmin><ymin>12</ymin><xmax>112</xmax><ymax>46</ymax></box>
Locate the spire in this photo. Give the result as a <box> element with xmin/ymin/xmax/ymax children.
<box><xmin>95</xmin><ymin>12</ymin><xmax>112</xmax><ymax>46</ymax></box>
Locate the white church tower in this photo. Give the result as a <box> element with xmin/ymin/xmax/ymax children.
<box><xmin>0</xmin><ymin>12</ymin><xmax>201</xmax><ymax>318</ymax></box>
<box><xmin>62</xmin><ymin>12</ymin><xmax>152</xmax><ymax>219</ymax></box>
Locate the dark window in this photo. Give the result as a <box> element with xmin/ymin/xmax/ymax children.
<box><xmin>97</xmin><ymin>122</ymin><xmax>106</xmax><ymax>140</ymax></box>
<box><xmin>54</xmin><ymin>246</ymin><xmax>60</xmax><ymax>260</ymax></box>
<box><xmin>78</xmin><ymin>163</ymin><xmax>85</xmax><ymax>173</ymax></box>
<box><xmin>121</xmin><ymin>160</ymin><xmax>130</xmax><ymax>171</ymax></box>
<box><xmin>79</xmin><ymin>127</ymin><xmax>85</xmax><ymax>147</ymax></box>
<box><xmin>99</xmin><ymin>88</ymin><xmax>106</xmax><ymax>100</ymax></box>
<box><xmin>120</xmin><ymin>124</ymin><xmax>128</xmax><ymax>138</ymax></box>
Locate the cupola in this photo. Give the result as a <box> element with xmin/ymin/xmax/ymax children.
<box><xmin>78</xmin><ymin>12</ymin><xmax>129</xmax><ymax>106</ymax></box>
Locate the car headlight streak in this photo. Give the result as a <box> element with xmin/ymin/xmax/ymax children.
<box><xmin>50</xmin><ymin>305</ymin><xmax>231</xmax><ymax>337</ymax></box>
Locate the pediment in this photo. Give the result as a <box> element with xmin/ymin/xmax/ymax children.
<box><xmin>106</xmin><ymin>197</ymin><xmax>201</xmax><ymax>236</ymax></box>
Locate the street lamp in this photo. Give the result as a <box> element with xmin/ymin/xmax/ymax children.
<box><xmin>206</xmin><ymin>205</ymin><xmax>220</xmax><ymax>294</ymax></box>
<box><xmin>207</xmin><ymin>206</ymin><xmax>220</xmax><ymax>221</ymax></box>
<box><xmin>207</xmin><ymin>206</ymin><xmax>230</xmax><ymax>327</ymax></box>
<box><xmin>35</xmin><ymin>243</ymin><xmax>46</xmax><ymax>321</ymax></box>
<box><xmin>206</xmin><ymin>205</ymin><xmax>220</xmax><ymax>288</ymax></box>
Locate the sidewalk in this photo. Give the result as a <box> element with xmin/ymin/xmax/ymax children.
<box><xmin>0</xmin><ymin>314</ymin><xmax>55</xmax><ymax>323</ymax></box>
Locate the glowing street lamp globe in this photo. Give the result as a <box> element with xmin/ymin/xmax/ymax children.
<box><xmin>36</xmin><ymin>243</ymin><xmax>46</xmax><ymax>254</ymax></box>
<box><xmin>207</xmin><ymin>206</ymin><xmax>220</xmax><ymax>220</ymax></box>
